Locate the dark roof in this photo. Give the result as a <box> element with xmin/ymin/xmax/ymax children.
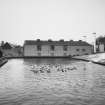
<box><xmin>24</xmin><ymin>40</ymin><xmax>92</xmax><ymax>46</ymax></box>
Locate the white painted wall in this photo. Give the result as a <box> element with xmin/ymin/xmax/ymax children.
<box><xmin>24</xmin><ymin>45</ymin><xmax>37</xmax><ymax>56</ymax></box>
<box><xmin>99</xmin><ymin>44</ymin><xmax>104</xmax><ymax>52</ymax></box>
<box><xmin>54</xmin><ymin>46</ymin><xmax>64</xmax><ymax>56</ymax></box>
<box><xmin>41</xmin><ymin>45</ymin><xmax>50</xmax><ymax>56</ymax></box>
<box><xmin>24</xmin><ymin>45</ymin><xmax>92</xmax><ymax>57</ymax></box>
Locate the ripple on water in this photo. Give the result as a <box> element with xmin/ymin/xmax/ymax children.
<box><xmin>0</xmin><ymin>59</ymin><xmax>105</xmax><ymax>105</ymax></box>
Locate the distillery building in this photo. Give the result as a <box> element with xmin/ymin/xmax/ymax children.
<box><xmin>23</xmin><ymin>39</ymin><xmax>92</xmax><ymax>57</ymax></box>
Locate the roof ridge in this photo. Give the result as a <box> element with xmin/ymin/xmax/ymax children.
<box><xmin>24</xmin><ymin>40</ymin><xmax>92</xmax><ymax>46</ymax></box>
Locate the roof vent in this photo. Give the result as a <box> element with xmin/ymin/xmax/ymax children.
<box><xmin>48</xmin><ymin>39</ymin><xmax>53</xmax><ymax>42</ymax></box>
<box><xmin>59</xmin><ymin>39</ymin><xmax>64</xmax><ymax>42</ymax></box>
<box><xmin>70</xmin><ymin>40</ymin><xmax>73</xmax><ymax>42</ymax></box>
<box><xmin>36</xmin><ymin>39</ymin><xmax>40</xmax><ymax>42</ymax></box>
<box><xmin>79</xmin><ymin>40</ymin><xmax>82</xmax><ymax>42</ymax></box>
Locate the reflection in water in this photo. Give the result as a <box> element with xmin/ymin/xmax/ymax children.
<box><xmin>23</xmin><ymin>58</ymin><xmax>76</xmax><ymax>65</ymax></box>
<box><xmin>0</xmin><ymin>58</ymin><xmax>105</xmax><ymax>105</ymax></box>
<box><xmin>8</xmin><ymin>60</ymin><xmax>25</xmax><ymax>88</ymax></box>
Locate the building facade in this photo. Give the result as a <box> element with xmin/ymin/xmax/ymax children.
<box><xmin>96</xmin><ymin>44</ymin><xmax>105</xmax><ymax>53</ymax></box>
<box><xmin>96</xmin><ymin>36</ymin><xmax>105</xmax><ymax>53</ymax></box>
<box><xmin>23</xmin><ymin>40</ymin><xmax>92</xmax><ymax>57</ymax></box>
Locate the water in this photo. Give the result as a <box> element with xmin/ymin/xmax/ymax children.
<box><xmin>0</xmin><ymin>58</ymin><xmax>105</xmax><ymax>105</ymax></box>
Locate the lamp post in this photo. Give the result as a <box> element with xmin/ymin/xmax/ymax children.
<box><xmin>82</xmin><ymin>35</ymin><xmax>87</xmax><ymax>42</ymax></box>
<box><xmin>92</xmin><ymin>32</ymin><xmax>96</xmax><ymax>53</ymax></box>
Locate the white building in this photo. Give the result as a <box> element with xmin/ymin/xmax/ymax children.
<box><xmin>23</xmin><ymin>40</ymin><xmax>92</xmax><ymax>57</ymax></box>
<box><xmin>96</xmin><ymin>44</ymin><xmax>105</xmax><ymax>53</ymax></box>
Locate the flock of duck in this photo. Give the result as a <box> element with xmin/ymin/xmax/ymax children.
<box><xmin>30</xmin><ymin>64</ymin><xmax>78</xmax><ymax>74</ymax></box>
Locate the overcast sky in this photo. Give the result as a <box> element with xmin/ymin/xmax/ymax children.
<box><xmin>0</xmin><ymin>0</ymin><xmax>105</xmax><ymax>45</ymax></box>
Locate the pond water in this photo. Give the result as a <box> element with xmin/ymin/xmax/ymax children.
<box><xmin>0</xmin><ymin>58</ymin><xmax>105</xmax><ymax>105</ymax></box>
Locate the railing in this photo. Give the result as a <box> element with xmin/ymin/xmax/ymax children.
<box><xmin>0</xmin><ymin>56</ymin><xmax>8</xmax><ymax>67</ymax></box>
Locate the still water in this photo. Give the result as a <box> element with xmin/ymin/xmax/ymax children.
<box><xmin>0</xmin><ymin>58</ymin><xmax>105</xmax><ymax>105</ymax></box>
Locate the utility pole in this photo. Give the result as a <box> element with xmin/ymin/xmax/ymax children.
<box><xmin>82</xmin><ymin>35</ymin><xmax>87</xmax><ymax>42</ymax></box>
<box><xmin>92</xmin><ymin>32</ymin><xmax>96</xmax><ymax>53</ymax></box>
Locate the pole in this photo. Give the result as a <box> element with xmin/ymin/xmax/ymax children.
<box><xmin>83</xmin><ymin>36</ymin><xmax>87</xmax><ymax>42</ymax></box>
<box><xmin>92</xmin><ymin>32</ymin><xmax>96</xmax><ymax>53</ymax></box>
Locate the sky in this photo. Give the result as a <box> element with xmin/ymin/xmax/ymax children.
<box><xmin>0</xmin><ymin>0</ymin><xmax>105</xmax><ymax>45</ymax></box>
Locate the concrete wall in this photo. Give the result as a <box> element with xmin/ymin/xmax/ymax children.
<box><xmin>24</xmin><ymin>45</ymin><xmax>92</xmax><ymax>57</ymax></box>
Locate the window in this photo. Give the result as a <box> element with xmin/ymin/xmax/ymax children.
<box><xmin>76</xmin><ymin>49</ymin><xmax>79</xmax><ymax>51</ymax></box>
<box><xmin>50</xmin><ymin>45</ymin><xmax>55</xmax><ymax>51</ymax></box>
<box><xmin>96</xmin><ymin>48</ymin><xmax>99</xmax><ymax>52</ymax></box>
<box><xmin>64</xmin><ymin>53</ymin><xmax>67</xmax><ymax>56</ymax></box>
<box><xmin>63</xmin><ymin>45</ymin><xmax>67</xmax><ymax>51</ymax></box>
<box><xmin>37</xmin><ymin>45</ymin><xmax>41</xmax><ymax>51</ymax></box>
<box><xmin>82</xmin><ymin>49</ymin><xmax>86</xmax><ymax>51</ymax></box>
